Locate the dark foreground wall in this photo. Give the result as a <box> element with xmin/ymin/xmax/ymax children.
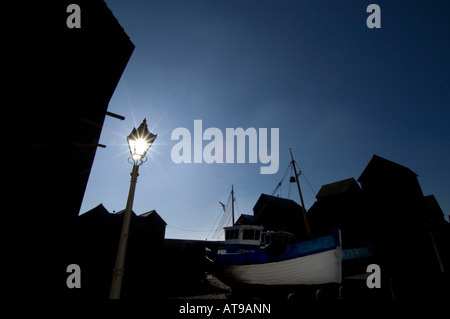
<box><xmin>4</xmin><ymin>1</ymin><xmax>134</xmax><ymax>298</ymax></box>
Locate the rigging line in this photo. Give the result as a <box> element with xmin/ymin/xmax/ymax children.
<box><xmin>206</xmin><ymin>207</ymin><xmax>225</xmax><ymax>240</ymax></box>
<box><xmin>258</xmin><ymin>160</ymin><xmax>296</xmax><ymax>219</ymax></box>
<box><xmin>234</xmin><ymin>198</ymin><xmax>241</xmax><ymax>221</ymax></box>
<box><xmin>287</xmin><ymin>163</ymin><xmax>294</xmax><ymax>199</ymax></box>
<box><xmin>300</xmin><ymin>170</ymin><xmax>317</xmax><ymax>197</ymax></box>
<box><xmin>252</xmin><ymin>163</ymin><xmax>292</xmax><ymax>217</ymax></box>
<box><xmin>289</xmin><ymin>155</ymin><xmax>317</xmax><ymax>197</ymax></box>
<box><xmin>167</xmin><ymin>225</ymin><xmax>217</xmax><ymax>232</ymax></box>
<box><xmin>218</xmin><ymin>205</ymin><xmax>233</xmax><ymax>237</ymax></box>
<box><xmin>212</xmin><ymin>191</ymin><xmax>233</xmax><ymax>239</ymax></box>
<box><xmin>271</xmin><ymin>161</ymin><xmax>292</xmax><ymax>196</ymax></box>
<box><xmin>206</xmin><ymin>210</ymin><xmax>225</xmax><ymax>239</ymax></box>
<box><xmin>213</xmin><ymin>213</ymin><xmax>232</xmax><ymax>239</ymax></box>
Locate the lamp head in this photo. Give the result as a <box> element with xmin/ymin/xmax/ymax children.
<box><xmin>127</xmin><ymin>118</ymin><xmax>157</xmax><ymax>162</ymax></box>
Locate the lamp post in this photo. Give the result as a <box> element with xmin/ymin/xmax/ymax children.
<box><xmin>109</xmin><ymin>118</ymin><xmax>157</xmax><ymax>299</ymax></box>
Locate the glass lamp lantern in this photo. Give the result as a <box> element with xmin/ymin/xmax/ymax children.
<box><xmin>127</xmin><ymin>118</ymin><xmax>157</xmax><ymax>163</ymax></box>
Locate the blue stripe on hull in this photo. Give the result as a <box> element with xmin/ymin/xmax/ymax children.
<box><xmin>218</xmin><ymin>230</ymin><xmax>340</xmax><ymax>266</ymax></box>
<box><xmin>342</xmin><ymin>246</ymin><xmax>372</xmax><ymax>260</ymax></box>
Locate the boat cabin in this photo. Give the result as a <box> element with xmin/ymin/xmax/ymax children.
<box><xmin>224</xmin><ymin>225</ymin><xmax>263</xmax><ymax>253</ymax></box>
<box><xmin>223</xmin><ymin>225</ymin><xmax>297</xmax><ymax>254</ymax></box>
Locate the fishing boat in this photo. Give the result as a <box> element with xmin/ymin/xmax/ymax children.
<box><xmin>208</xmin><ymin>149</ymin><xmax>342</xmax><ymax>288</ymax></box>
<box><xmin>214</xmin><ymin>226</ymin><xmax>342</xmax><ymax>286</ymax></box>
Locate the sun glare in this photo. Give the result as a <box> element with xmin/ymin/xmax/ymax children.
<box><xmin>130</xmin><ymin>138</ymin><xmax>150</xmax><ymax>160</ymax></box>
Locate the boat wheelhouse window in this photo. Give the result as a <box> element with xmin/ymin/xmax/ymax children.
<box><xmin>226</xmin><ymin>229</ymin><xmax>239</xmax><ymax>240</ymax></box>
<box><xmin>243</xmin><ymin>229</ymin><xmax>255</xmax><ymax>240</ymax></box>
<box><xmin>243</xmin><ymin>229</ymin><xmax>260</xmax><ymax>240</ymax></box>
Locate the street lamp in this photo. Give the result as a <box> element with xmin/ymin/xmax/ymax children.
<box><xmin>109</xmin><ymin>118</ymin><xmax>157</xmax><ymax>299</ymax></box>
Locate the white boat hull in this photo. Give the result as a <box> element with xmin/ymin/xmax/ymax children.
<box><xmin>220</xmin><ymin>247</ymin><xmax>342</xmax><ymax>286</ymax></box>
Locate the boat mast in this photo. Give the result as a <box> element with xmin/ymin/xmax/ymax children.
<box><xmin>231</xmin><ymin>185</ymin><xmax>235</xmax><ymax>226</ymax></box>
<box><xmin>289</xmin><ymin>148</ymin><xmax>313</xmax><ymax>239</ymax></box>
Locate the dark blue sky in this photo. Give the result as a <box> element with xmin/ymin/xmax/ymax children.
<box><xmin>81</xmin><ymin>0</ymin><xmax>449</xmax><ymax>239</ymax></box>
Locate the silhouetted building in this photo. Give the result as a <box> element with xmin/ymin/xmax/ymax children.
<box><xmin>423</xmin><ymin>195</ymin><xmax>450</xmax><ymax>273</ymax></box>
<box><xmin>77</xmin><ymin>204</ymin><xmax>226</xmax><ymax>298</ymax></box>
<box><xmin>77</xmin><ymin>204</ymin><xmax>166</xmax><ymax>298</ymax></box>
<box><xmin>5</xmin><ymin>1</ymin><xmax>134</xmax><ymax>297</ymax></box>
<box><xmin>357</xmin><ymin>155</ymin><xmax>429</xmax><ymax>272</ymax></box>
<box><xmin>307</xmin><ymin>154</ymin><xmax>449</xmax><ymax>298</ymax></box>
<box><xmin>308</xmin><ymin>178</ymin><xmax>367</xmax><ymax>247</ymax></box>
<box><xmin>357</xmin><ymin>155</ymin><xmax>449</xmax><ymax>297</ymax></box>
